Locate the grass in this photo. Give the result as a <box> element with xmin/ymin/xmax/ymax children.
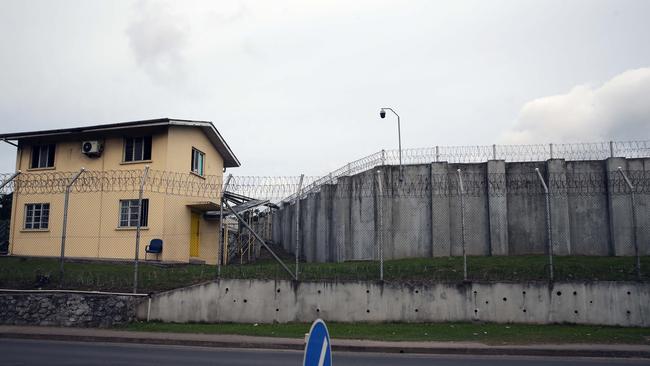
<box><xmin>122</xmin><ymin>321</ymin><xmax>650</xmax><ymax>345</ymax></box>
<box><xmin>0</xmin><ymin>255</ymin><xmax>648</xmax><ymax>293</ymax></box>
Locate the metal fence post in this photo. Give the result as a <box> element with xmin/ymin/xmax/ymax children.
<box><xmin>376</xmin><ymin>170</ymin><xmax>384</xmax><ymax>281</ymax></box>
<box><xmin>59</xmin><ymin>168</ymin><xmax>85</xmax><ymax>288</ymax></box>
<box><xmin>456</xmin><ymin>169</ymin><xmax>467</xmax><ymax>281</ymax></box>
<box><xmin>492</xmin><ymin>144</ymin><xmax>497</xmax><ymax>160</ymax></box>
<box><xmin>0</xmin><ymin>171</ymin><xmax>20</xmax><ymax>191</ymax></box>
<box><xmin>535</xmin><ymin>168</ymin><xmax>554</xmax><ymax>282</ymax></box>
<box><xmin>133</xmin><ymin>166</ymin><xmax>150</xmax><ymax>294</ymax></box>
<box><xmin>295</xmin><ymin>174</ymin><xmax>304</xmax><ymax>280</ymax></box>
<box><xmin>610</xmin><ymin>141</ymin><xmax>615</xmax><ymax>158</ymax></box>
<box><xmin>549</xmin><ymin>143</ymin><xmax>554</xmax><ymax>160</ymax></box>
<box><xmin>381</xmin><ymin>149</ymin><xmax>386</xmax><ymax>166</ymax></box>
<box><xmin>266</xmin><ymin>210</ymin><xmax>271</xmax><ymax>242</ymax></box>
<box><xmin>1</xmin><ymin>171</ymin><xmax>21</xmax><ymax>256</ymax></box>
<box><xmin>435</xmin><ymin>146</ymin><xmax>440</xmax><ymax>162</ymax></box>
<box><xmin>617</xmin><ymin>167</ymin><xmax>641</xmax><ymax>280</ymax></box>
<box><xmin>218</xmin><ymin>174</ymin><xmax>233</xmax><ymax>278</ymax></box>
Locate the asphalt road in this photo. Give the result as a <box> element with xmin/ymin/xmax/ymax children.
<box><xmin>1</xmin><ymin>338</ymin><xmax>649</xmax><ymax>366</ymax></box>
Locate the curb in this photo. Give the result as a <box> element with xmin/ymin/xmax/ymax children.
<box><xmin>2</xmin><ymin>332</ymin><xmax>650</xmax><ymax>359</ymax></box>
<box><xmin>0</xmin><ymin>332</ymin><xmax>303</xmax><ymax>351</ymax></box>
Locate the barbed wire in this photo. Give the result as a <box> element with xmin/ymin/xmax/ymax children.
<box><xmin>392</xmin><ymin>140</ymin><xmax>650</xmax><ymax>164</ymax></box>
<box><xmin>283</xmin><ymin>140</ymin><xmax>650</xmax><ymax>201</ymax></box>
<box><xmin>5</xmin><ymin>170</ymin><xmax>219</xmax><ymax>197</ymax></box>
<box><xmin>227</xmin><ymin>176</ymin><xmax>320</xmax><ymax>200</ymax></box>
<box><xmin>279</xmin><ymin>170</ymin><xmax>650</xmax><ymax>200</ymax></box>
<box><xmin>1</xmin><ymin>169</ymin><xmax>649</xmax><ymax>199</ymax></box>
<box><xmin>0</xmin><ymin>170</ymin><xmax>321</xmax><ymax>201</ymax></box>
<box><xmin>0</xmin><ymin>139</ymin><xmax>648</xmax><ymax>200</ymax></box>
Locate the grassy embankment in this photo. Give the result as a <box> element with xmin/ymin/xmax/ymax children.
<box><xmin>0</xmin><ymin>255</ymin><xmax>648</xmax><ymax>293</ymax></box>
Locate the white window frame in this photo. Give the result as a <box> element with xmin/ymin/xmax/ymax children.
<box><xmin>123</xmin><ymin>136</ymin><xmax>152</xmax><ymax>162</ymax></box>
<box><xmin>118</xmin><ymin>199</ymin><xmax>149</xmax><ymax>228</ymax></box>
<box><xmin>191</xmin><ymin>148</ymin><xmax>205</xmax><ymax>176</ymax></box>
<box><xmin>30</xmin><ymin>144</ymin><xmax>55</xmax><ymax>169</ymax></box>
<box><xmin>24</xmin><ymin>203</ymin><xmax>50</xmax><ymax>230</ymax></box>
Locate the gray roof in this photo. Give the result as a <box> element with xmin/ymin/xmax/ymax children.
<box><xmin>0</xmin><ymin>118</ymin><xmax>241</xmax><ymax>168</ymax></box>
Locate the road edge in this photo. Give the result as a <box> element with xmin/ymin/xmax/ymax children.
<box><xmin>1</xmin><ymin>332</ymin><xmax>650</xmax><ymax>359</ymax></box>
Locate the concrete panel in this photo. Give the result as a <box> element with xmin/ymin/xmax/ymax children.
<box><xmin>282</xmin><ymin>203</ymin><xmax>295</xmax><ymax>254</ymax></box>
<box><xmin>388</xmin><ymin>165</ymin><xmax>431</xmax><ymax>258</ymax></box>
<box><xmin>331</xmin><ymin>177</ymin><xmax>351</xmax><ymax>263</ymax></box>
<box><xmin>430</xmin><ymin>163</ymin><xmax>451</xmax><ymax>257</ymax></box>
<box><xmin>547</xmin><ymin>159</ymin><xmax>572</xmax><ymax>255</ymax></box>
<box><xmin>627</xmin><ymin>158</ymin><xmax>650</xmax><ymax>256</ymax></box>
<box><xmin>566</xmin><ymin>161</ymin><xmax>610</xmax><ymax>255</ymax></box>
<box><xmin>506</xmin><ymin>162</ymin><xmax>547</xmax><ymax>255</ymax></box>
<box><xmin>272</xmin><ymin>206</ymin><xmax>282</xmax><ymax>245</ymax></box>
<box><xmin>487</xmin><ymin>160</ymin><xmax>508</xmax><ymax>255</ymax></box>
<box><xmin>349</xmin><ymin>170</ymin><xmax>376</xmax><ymax>260</ymax></box>
<box><xmin>606</xmin><ymin>158</ymin><xmax>635</xmax><ymax>256</ymax></box>
<box><xmin>449</xmin><ymin>164</ymin><xmax>490</xmax><ymax>256</ymax></box>
<box><xmin>378</xmin><ymin>167</ymin><xmax>394</xmax><ymax>259</ymax></box>
<box><xmin>314</xmin><ymin>189</ymin><xmax>332</xmax><ymax>262</ymax></box>
<box><xmin>141</xmin><ymin>279</ymin><xmax>650</xmax><ymax>327</ymax></box>
<box><xmin>299</xmin><ymin>195</ymin><xmax>315</xmax><ymax>262</ymax></box>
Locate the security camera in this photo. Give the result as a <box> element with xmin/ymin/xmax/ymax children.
<box><xmin>379</xmin><ymin>109</ymin><xmax>386</xmax><ymax>118</ymax></box>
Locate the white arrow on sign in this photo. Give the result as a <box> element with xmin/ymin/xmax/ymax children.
<box><xmin>318</xmin><ymin>337</ymin><xmax>329</xmax><ymax>366</ymax></box>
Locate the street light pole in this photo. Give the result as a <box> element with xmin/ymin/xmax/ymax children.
<box><xmin>380</xmin><ymin>107</ymin><xmax>403</xmax><ymax>181</ymax></box>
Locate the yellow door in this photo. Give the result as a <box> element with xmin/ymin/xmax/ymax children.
<box><xmin>190</xmin><ymin>212</ymin><xmax>200</xmax><ymax>257</ymax></box>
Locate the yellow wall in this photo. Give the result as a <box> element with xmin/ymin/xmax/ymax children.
<box><xmin>10</xmin><ymin>126</ymin><xmax>226</xmax><ymax>265</ymax></box>
<box><xmin>164</xmin><ymin>125</ymin><xmax>224</xmax><ymax>264</ymax></box>
<box><xmin>166</xmin><ymin>126</ymin><xmax>224</xmax><ymax>186</ymax></box>
<box><xmin>16</xmin><ymin>133</ymin><xmax>169</xmax><ymax>172</ymax></box>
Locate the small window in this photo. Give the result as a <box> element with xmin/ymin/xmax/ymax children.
<box><xmin>24</xmin><ymin>203</ymin><xmax>50</xmax><ymax>230</ymax></box>
<box><xmin>124</xmin><ymin>136</ymin><xmax>152</xmax><ymax>162</ymax></box>
<box><xmin>119</xmin><ymin>199</ymin><xmax>149</xmax><ymax>227</ymax></box>
<box><xmin>30</xmin><ymin>144</ymin><xmax>56</xmax><ymax>169</ymax></box>
<box><xmin>191</xmin><ymin>148</ymin><xmax>205</xmax><ymax>176</ymax></box>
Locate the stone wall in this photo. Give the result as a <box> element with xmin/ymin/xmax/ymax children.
<box><xmin>0</xmin><ymin>292</ymin><xmax>145</xmax><ymax>327</ymax></box>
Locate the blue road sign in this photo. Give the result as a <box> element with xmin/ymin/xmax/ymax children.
<box><xmin>303</xmin><ymin>318</ymin><xmax>332</xmax><ymax>366</ymax></box>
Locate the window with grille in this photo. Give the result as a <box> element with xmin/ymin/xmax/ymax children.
<box><xmin>123</xmin><ymin>136</ymin><xmax>152</xmax><ymax>162</ymax></box>
<box><xmin>191</xmin><ymin>148</ymin><xmax>205</xmax><ymax>176</ymax></box>
<box><xmin>24</xmin><ymin>203</ymin><xmax>50</xmax><ymax>230</ymax></box>
<box><xmin>118</xmin><ymin>199</ymin><xmax>149</xmax><ymax>228</ymax></box>
<box><xmin>30</xmin><ymin>144</ymin><xmax>55</xmax><ymax>169</ymax></box>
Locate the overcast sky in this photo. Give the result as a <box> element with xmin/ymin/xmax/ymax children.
<box><xmin>1</xmin><ymin>0</ymin><xmax>649</xmax><ymax>176</ymax></box>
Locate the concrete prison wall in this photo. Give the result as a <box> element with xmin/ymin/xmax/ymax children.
<box><xmin>273</xmin><ymin>157</ymin><xmax>650</xmax><ymax>262</ymax></box>
<box><xmin>139</xmin><ymin>279</ymin><xmax>650</xmax><ymax>327</ymax></box>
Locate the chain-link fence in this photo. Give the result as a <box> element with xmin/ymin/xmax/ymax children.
<box><xmin>0</xmin><ymin>168</ymin><xmax>320</xmax><ymax>292</ymax></box>
<box><xmin>0</xmin><ymin>141</ymin><xmax>649</xmax><ymax>293</ymax></box>
<box><xmin>278</xmin><ymin>162</ymin><xmax>650</xmax><ymax>283</ymax></box>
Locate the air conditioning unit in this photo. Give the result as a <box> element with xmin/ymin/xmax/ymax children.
<box><xmin>81</xmin><ymin>140</ymin><xmax>103</xmax><ymax>156</ymax></box>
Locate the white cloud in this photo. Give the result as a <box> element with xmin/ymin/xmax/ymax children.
<box><xmin>126</xmin><ymin>1</ymin><xmax>190</xmax><ymax>86</ymax></box>
<box><xmin>502</xmin><ymin>67</ymin><xmax>650</xmax><ymax>143</ymax></box>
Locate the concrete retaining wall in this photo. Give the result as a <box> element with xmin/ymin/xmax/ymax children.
<box><xmin>0</xmin><ymin>291</ymin><xmax>144</xmax><ymax>327</ymax></box>
<box><xmin>276</xmin><ymin>157</ymin><xmax>650</xmax><ymax>261</ymax></box>
<box><xmin>138</xmin><ymin>279</ymin><xmax>650</xmax><ymax>327</ymax></box>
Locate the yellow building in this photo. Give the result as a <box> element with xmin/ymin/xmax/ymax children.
<box><xmin>0</xmin><ymin>118</ymin><xmax>240</xmax><ymax>264</ymax></box>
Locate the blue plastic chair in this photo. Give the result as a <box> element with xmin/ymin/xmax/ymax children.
<box><xmin>145</xmin><ymin>239</ymin><xmax>163</xmax><ymax>260</ymax></box>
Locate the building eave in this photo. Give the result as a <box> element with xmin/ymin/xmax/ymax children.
<box><xmin>0</xmin><ymin>118</ymin><xmax>241</xmax><ymax>168</ymax></box>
